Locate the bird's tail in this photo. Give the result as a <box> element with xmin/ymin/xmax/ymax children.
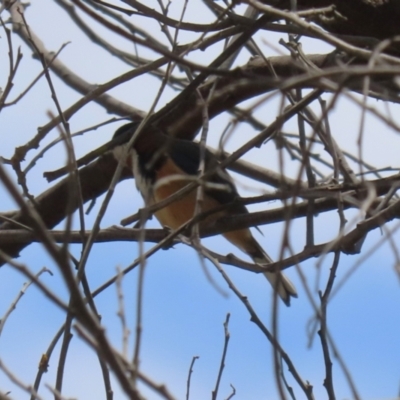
<box><xmin>253</xmin><ymin>253</ymin><xmax>297</xmax><ymax>307</ymax></box>
<box><xmin>223</xmin><ymin>229</ymin><xmax>297</xmax><ymax>306</ymax></box>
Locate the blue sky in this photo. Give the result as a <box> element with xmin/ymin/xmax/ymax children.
<box><xmin>1</xmin><ymin>1</ymin><xmax>400</xmax><ymax>399</ymax></box>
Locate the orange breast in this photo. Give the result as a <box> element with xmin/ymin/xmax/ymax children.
<box><xmin>152</xmin><ymin>157</ymin><xmax>261</xmax><ymax>260</ymax></box>
<box><xmin>153</xmin><ymin>158</ymin><xmax>220</xmax><ymax>229</ymax></box>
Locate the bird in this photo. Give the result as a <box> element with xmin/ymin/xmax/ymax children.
<box><xmin>112</xmin><ymin>122</ymin><xmax>297</xmax><ymax>306</ymax></box>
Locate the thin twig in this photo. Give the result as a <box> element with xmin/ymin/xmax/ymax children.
<box><xmin>185</xmin><ymin>356</ymin><xmax>199</xmax><ymax>400</ymax></box>
<box><xmin>212</xmin><ymin>313</ymin><xmax>231</xmax><ymax>400</ymax></box>
<box><xmin>0</xmin><ymin>267</ymin><xmax>52</xmax><ymax>336</ymax></box>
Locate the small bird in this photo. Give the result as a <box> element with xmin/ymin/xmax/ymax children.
<box><xmin>113</xmin><ymin>122</ymin><xmax>297</xmax><ymax>306</ymax></box>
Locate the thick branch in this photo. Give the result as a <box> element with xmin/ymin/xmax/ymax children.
<box><xmin>275</xmin><ymin>0</ymin><xmax>400</xmax><ymax>45</ymax></box>
<box><xmin>0</xmin><ymin>154</ymin><xmax>131</xmax><ymax>262</ymax></box>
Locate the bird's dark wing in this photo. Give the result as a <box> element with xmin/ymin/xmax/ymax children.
<box><xmin>167</xmin><ymin>138</ymin><xmax>202</xmax><ymax>175</ymax></box>
<box><xmin>167</xmin><ymin>139</ymin><xmax>249</xmax><ymax>215</ymax></box>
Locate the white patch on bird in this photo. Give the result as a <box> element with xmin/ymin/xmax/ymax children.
<box><xmin>131</xmin><ymin>148</ymin><xmax>152</xmax><ymax>200</ymax></box>
<box><xmin>112</xmin><ymin>145</ymin><xmax>152</xmax><ymax>200</ymax></box>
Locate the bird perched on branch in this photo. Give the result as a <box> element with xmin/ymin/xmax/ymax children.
<box><xmin>112</xmin><ymin>122</ymin><xmax>297</xmax><ymax>306</ymax></box>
